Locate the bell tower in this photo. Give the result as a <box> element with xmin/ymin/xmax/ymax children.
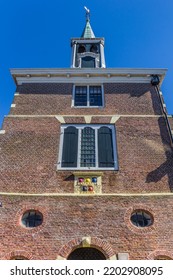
<box><xmin>71</xmin><ymin>7</ymin><xmax>106</xmax><ymax>68</ymax></box>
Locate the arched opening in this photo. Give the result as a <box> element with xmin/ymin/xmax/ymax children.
<box><xmin>67</xmin><ymin>247</ymin><xmax>106</xmax><ymax>260</ymax></box>
<box><xmin>90</xmin><ymin>45</ymin><xmax>98</xmax><ymax>53</ymax></box>
<box><xmin>81</xmin><ymin>56</ymin><xmax>95</xmax><ymax>68</ymax></box>
<box><xmin>78</xmin><ymin>45</ymin><xmax>86</xmax><ymax>53</ymax></box>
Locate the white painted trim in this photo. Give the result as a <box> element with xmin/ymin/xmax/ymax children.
<box><xmin>14</xmin><ymin>76</ymin><xmax>163</xmax><ymax>85</ymax></box>
<box><xmin>71</xmin><ymin>84</ymin><xmax>75</xmax><ymax>107</ymax></box>
<box><xmin>77</xmin><ymin>128</ymin><xmax>81</xmax><ymax>169</ymax></box>
<box><xmin>7</xmin><ymin>114</ymin><xmax>163</xmax><ymax>118</ymax></box>
<box><xmin>71</xmin><ymin>38</ymin><xmax>104</xmax><ymax>44</ymax></box>
<box><xmin>84</xmin><ymin>115</ymin><xmax>92</xmax><ymax>123</ymax></box>
<box><xmin>71</xmin><ymin>41</ymin><xmax>77</xmax><ymax>68</ymax></box>
<box><xmin>57</xmin><ymin>129</ymin><xmax>64</xmax><ymax>169</ymax></box>
<box><xmin>10</xmin><ymin>67</ymin><xmax>167</xmax><ymax>86</ymax></box>
<box><xmin>0</xmin><ymin>130</ymin><xmax>5</xmax><ymax>134</ymax></box>
<box><xmin>55</xmin><ymin>116</ymin><xmax>65</xmax><ymax>123</ymax></box>
<box><xmin>117</xmin><ymin>253</ymin><xmax>129</xmax><ymax>260</ymax></box>
<box><xmin>110</xmin><ymin>116</ymin><xmax>120</xmax><ymax>123</ymax></box>
<box><xmin>95</xmin><ymin>128</ymin><xmax>98</xmax><ymax>169</ymax></box>
<box><xmin>10</xmin><ymin>67</ymin><xmax>167</xmax><ymax>76</ymax></box>
<box><xmin>0</xmin><ymin>192</ymin><xmax>173</xmax><ymax>197</ymax></box>
<box><xmin>100</xmin><ymin>42</ymin><xmax>106</xmax><ymax>68</ymax></box>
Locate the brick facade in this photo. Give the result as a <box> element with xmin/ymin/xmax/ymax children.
<box><xmin>11</xmin><ymin>83</ymin><xmax>162</xmax><ymax>116</ymax></box>
<box><xmin>1</xmin><ymin>195</ymin><xmax>173</xmax><ymax>260</ymax></box>
<box><xmin>1</xmin><ymin>73</ymin><xmax>172</xmax><ymax>259</ymax></box>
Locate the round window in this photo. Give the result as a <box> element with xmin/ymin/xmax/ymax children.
<box><xmin>130</xmin><ymin>210</ymin><xmax>153</xmax><ymax>227</ymax></box>
<box><xmin>21</xmin><ymin>210</ymin><xmax>43</xmax><ymax>228</ymax></box>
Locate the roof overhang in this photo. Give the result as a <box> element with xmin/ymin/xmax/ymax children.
<box><xmin>10</xmin><ymin>67</ymin><xmax>167</xmax><ymax>87</ymax></box>
<box><xmin>71</xmin><ymin>37</ymin><xmax>105</xmax><ymax>45</ymax></box>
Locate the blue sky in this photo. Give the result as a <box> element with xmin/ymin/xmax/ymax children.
<box><xmin>0</xmin><ymin>0</ymin><xmax>173</xmax><ymax>128</ymax></box>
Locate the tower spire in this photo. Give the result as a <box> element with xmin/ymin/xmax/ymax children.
<box><xmin>71</xmin><ymin>6</ymin><xmax>106</xmax><ymax>68</ymax></box>
<box><xmin>81</xmin><ymin>6</ymin><xmax>95</xmax><ymax>38</ymax></box>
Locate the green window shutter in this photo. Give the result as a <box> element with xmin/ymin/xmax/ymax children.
<box><xmin>98</xmin><ymin>126</ymin><xmax>114</xmax><ymax>167</ymax></box>
<box><xmin>62</xmin><ymin>126</ymin><xmax>78</xmax><ymax>167</ymax></box>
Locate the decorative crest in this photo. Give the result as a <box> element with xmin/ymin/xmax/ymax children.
<box><xmin>84</xmin><ymin>6</ymin><xmax>90</xmax><ymax>21</ymax></box>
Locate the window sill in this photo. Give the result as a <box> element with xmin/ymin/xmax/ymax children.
<box><xmin>56</xmin><ymin>167</ymin><xmax>119</xmax><ymax>172</ymax></box>
<box><xmin>73</xmin><ymin>171</ymin><xmax>103</xmax><ymax>176</ymax></box>
<box><xmin>72</xmin><ymin>106</ymin><xmax>104</xmax><ymax>109</ymax></box>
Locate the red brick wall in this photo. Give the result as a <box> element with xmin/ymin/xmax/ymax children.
<box><xmin>0</xmin><ymin>115</ymin><xmax>172</xmax><ymax>194</ymax></box>
<box><xmin>1</xmin><ymin>81</ymin><xmax>172</xmax><ymax>260</ymax></box>
<box><xmin>10</xmin><ymin>83</ymin><xmax>162</xmax><ymax>115</ymax></box>
<box><xmin>1</xmin><ymin>195</ymin><xmax>173</xmax><ymax>260</ymax></box>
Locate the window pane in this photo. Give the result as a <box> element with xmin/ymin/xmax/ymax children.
<box><xmin>75</xmin><ymin>86</ymin><xmax>87</xmax><ymax>106</ymax></box>
<box><xmin>89</xmin><ymin>86</ymin><xmax>102</xmax><ymax>106</ymax></box>
<box><xmin>80</xmin><ymin>127</ymin><xmax>96</xmax><ymax>167</ymax></box>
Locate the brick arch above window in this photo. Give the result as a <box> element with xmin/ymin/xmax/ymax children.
<box><xmin>57</xmin><ymin>237</ymin><xmax>115</xmax><ymax>260</ymax></box>
<box><xmin>4</xmin><ymin>251</ymin><xmax>33</xmax><ymax>260</ymax></box>
<box><xmin>147</xmin><ymin>251</ymin><xmax>173</xmax><ymax>260</ymax></box>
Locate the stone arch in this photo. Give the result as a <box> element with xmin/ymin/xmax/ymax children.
<box><xmin>57</xmin><ymin>236</ymin><xmax>116</xmax><ymax>260</ymax></box>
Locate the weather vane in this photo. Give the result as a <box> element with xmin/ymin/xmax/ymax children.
<box><xmin>84</xmin><ymin>6</ymin><xmax>90</xmax><ymax>21</ymax></box>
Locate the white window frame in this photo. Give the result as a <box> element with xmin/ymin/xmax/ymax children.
<box><xmin>72</xmin><ymin>84</ymin><xmax>104</xmax><ymax>108</ymax></box>
<box><xmin>57</xmin><ymin>124</ymin><xmax>118</xmax><ymax>171</ymax></box>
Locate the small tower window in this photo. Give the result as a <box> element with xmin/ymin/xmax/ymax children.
<box><xmin>90</xmin><ymin>45</ymin><xmax>98</xmax><ymax>53</ymax></box>
<box><xmin>78</xmin><ymin>45</ymin><xmax>86</xmax><ymax>53</ymax></box>
<box><xmin>21</xmin><ymin>210</ymin><xmax>43</xmax><ymax>228</ymax></box>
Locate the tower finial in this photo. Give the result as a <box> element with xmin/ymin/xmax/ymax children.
<box><xmin>84</xmin><ymin>6</ymin><xmax>90</xmax><ymax>21</ymax></box>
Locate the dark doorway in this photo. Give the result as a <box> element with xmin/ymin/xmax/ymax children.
<box><xmin>67</xmin><ymin>247</ymin><xmax>106</xmax><ymax>260</ymax></box>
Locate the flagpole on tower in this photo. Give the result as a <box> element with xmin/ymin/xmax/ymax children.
<box><xmin>84</xmin><ymin>6</ymin><xmax>90</xmax><ymax>21</ymax></box>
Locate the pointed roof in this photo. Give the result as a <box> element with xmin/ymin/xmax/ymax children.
<box><xmin>81</xmin><ymin>19</ymin><xmax>95</xmax><ymax>38</ymax></box>
<box><xmin>81</xmin><ymin>7</ymin><xmax>95</xmax><ymax>38</ymax></box>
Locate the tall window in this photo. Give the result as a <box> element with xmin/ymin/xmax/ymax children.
<box><xmin>73</xmin><ymin>85</ymin><xmax>103</xmax><ymax>107</ymax></box>
<box><xmin>58</xmin><ymin>125</ymin><xmax>118</xmax><ymax>170</ymax></box>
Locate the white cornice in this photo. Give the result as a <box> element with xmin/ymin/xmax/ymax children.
<box><xmin>10</xmin><ymin>67</ymin><xmax>167</xmax><ymax>86</ymax></box>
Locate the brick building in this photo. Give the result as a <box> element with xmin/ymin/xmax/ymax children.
<box><xmin>0</xmin><ymin>10</ymin><xmax>173</xmax><ymax>260</ymax></box>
